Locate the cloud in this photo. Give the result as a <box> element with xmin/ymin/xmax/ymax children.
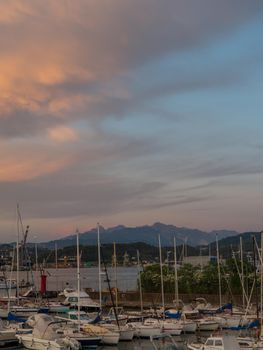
<box><xmin>181</xmin><ymin>157</ymin><xmax>263</xmax><ymax>179</ymax></box>
<box><xmin>48</xmin><ymin>126</ymin><xmax>78</xmax><ymax>142</ymax></box>
<box><xmin>0</xmin><ymin>1</ymin><xmax>263</xmax><ymax>240</ymax></box>
<box><xmin>0</xmin><ymin>174</ymin><xmax>167</xmax><ymax>220</ymax></box>
<box><xmin>0</xmin><ymin>0</ymin><xmax>262</xmax><ymax>139</ymax></box>
<box><xmin>0</xmin><ymin>141</ymin><xmax>74</xmax><ymax>182</ymax></box>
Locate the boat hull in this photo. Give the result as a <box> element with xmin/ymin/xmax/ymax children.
<box><xmin>130</xmin><ymin>323</ymin><xmax>162</xmax><ymax>338</ymax></box>
<box><xmin>101</xmin><ymin>333</ymin><xmax>120</xmax><ymax>345</ymax></box>
<box><xmin>119</xmin><ymin>329</ymin><xmax>134</xmax><ymax>341</ymax></box>
<box><xmin>197</xmin><ymin>321</ymin><xmax>219</xmax><ymax>331</ymax></box>
<box><xmin>0</xmin><ymin>330</ymin><xmax>18</xmax><ymax>348</ymax></box>
<box><xmin>181</xmin><ymin>321</ymin><xmax>197</xmax><ymax>333</ymax></box>
<box><xmin>16</xmin><ymin>335</ymin><xmax>65</xmax><ymax>350</ymax></box>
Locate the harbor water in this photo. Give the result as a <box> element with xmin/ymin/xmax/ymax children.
<box><xmin>6</xmin><ymin>335</ymin><xmax>195</xmax><ymax>350</ymax></box>
<box><xmin>1</xmin><ymin>267</ymin><xmax>139</xmax><ymax>296</ymax></box>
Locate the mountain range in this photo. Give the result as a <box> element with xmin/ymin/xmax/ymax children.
<box><xmin>40</xmin><ymin>222</ymin><xmax>239</xmax><ymax>249</ymax></box>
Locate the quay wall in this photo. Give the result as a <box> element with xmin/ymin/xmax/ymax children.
<box><xmin>87</xmin><ymin>290</ymin><xmax>248</xmax><ymax>308</ymax></box>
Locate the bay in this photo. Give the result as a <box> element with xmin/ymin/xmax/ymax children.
<box><xmin>2</xmin><ymin>267</ymin><xmax>139</xmax><ymax>295</ymax></box>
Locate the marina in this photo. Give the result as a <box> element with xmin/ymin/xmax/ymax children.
<box><xmin>0</xmin><ymin>228</ymin><xmax>262</xmax><ymax>350</ymax></box>
<box><xmin>1</xmin><ymin>1</ymin><xmax>262</xmax><ymax>349</ymax></box>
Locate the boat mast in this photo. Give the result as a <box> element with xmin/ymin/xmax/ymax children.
<box><xmin>261</xmin><ymin>232</ymin><xmax>263</xmax><ymax>332</ymax></box>
<box><xmin>113</xmin><ymin>242</ymin><xmax>118</xmax><ymax>308</ymax></box>
<box><xmin>97</xmin><ymin>223</ymin><xmax>102</xmax><ymax>309</ymax></box>
<box><xmin>216</xmin><ymin>233</ymin><xmax>222</xmax><ymax>307</ymax></box>
<box><xmin>55</xmin><ymin>243</ymin><xmax>58</xmax><ymax>294</ymax></box>
<box><xmin>137</xmin><ymin>250</ymin><xmax>143</xmax><ymax>315</ymax></box>
<box><xmin>16</xmin><ymin>204</ymin><xmax>20</xmax><ymax>305</ymax></box>
<box><xmin>101</xmin><ymin>247</ymin><xmax>120</xmax><ymax>329</ymax></box>
<box><xmin>185</xmin><ymin>237</ymin><xmax>188</xmax><ymax>258</ymax></box>
<box><xmin>8</xmin><ymin>246</ymin><xmax>15</xmax><ymax>313</ymax></box>
<box><xmin>253</xmin><ymin>236</ymin><xmax>259</xmax><ymax>319</ymax></box>
<box><xmin>173</xmin><ymin>236</ymin><xmax>179</xmax><ymax>308</ymax></box>
<box><xmin>158</xmin><ymin>235</ymin><xmax>165</xmax><ymax>317</ymax></box>
<box><xmin>76</xmin><ymin>229</ymin><xmax>81</xmax><ymax>331</ymax></box>
<box><xmin>240</xmin><ymin>236</ymin><xmax>245</xmax><ymax>310</ymax></box>
<box><xmin>34</xmin><ymin>238</ymin><xmax>39</xmax><ymax>298</ymax></box>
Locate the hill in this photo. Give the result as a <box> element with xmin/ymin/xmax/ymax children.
<box><xmin>40</xmin><ymin>222</ymin><xmax>239</xmax><ymax>249</ymax></box>
<box><xmin>208</xmin><ymin>231</ymin><xmax>262</xmax><ymax>258</ymax></box>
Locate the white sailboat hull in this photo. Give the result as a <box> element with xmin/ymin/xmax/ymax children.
<box><xmin>16</xmin><ymin>335</ymin><xmax>67</xmax><ymax>350</ymax></box>
<box><xmin>104</xmin><ymin>323</ymin><xmax>134</xmax><ymax>341</ymax></box>
<box><xmin>101</xmin><ymin>332</ymin><xmax>120</xmax><ymax>345</ymax></box>
<box><xmin>130</xmin><ymin>322</ymin><xmax>162</xmax><ymax>338</ymax></box>
<box><xmin>197</xmin><ymin>321</ymin><xmax>219</xmax><ymax>331</ymax></box>
<box><xmin>180</xmin><ymin>321</ymin><xmax>197</xmax><ymax>333</ymax></box>
<box><xmin>119</xmin><ymin>328</ymin><xmax>134</xmax><ymax>341</ymax></box>
<box><xmin>144</xmin><ymin>318</ymin><xmax>182</xmax><ymax>336</ymax></box>
<box><xmin>159</xmin><ymin>321</ymin><xmax>182</xmax><ymax>336</ymax></box>
<box><xmin>224</xmin><ymin>316</ymin><xmax>249</xmax><ymax>328</ymax></box>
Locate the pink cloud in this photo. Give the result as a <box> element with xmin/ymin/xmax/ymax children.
<box><xmin>48</xmin><ymin>126</ymin><xmax>78</xmax><ymax>142</ymax></box>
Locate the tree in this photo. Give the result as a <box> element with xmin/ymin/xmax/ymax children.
<box><xmin>139</xmin><ymin>258</ymin><xmax>255</xmax><ymax>297</ymax></box>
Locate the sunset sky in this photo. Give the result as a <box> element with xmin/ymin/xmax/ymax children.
<box><xmin>1</xmin><ymin>0</ymin><xmax>263</xmax><ymax>242</ymax></box>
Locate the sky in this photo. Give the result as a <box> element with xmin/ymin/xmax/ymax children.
<box><xmin>1</xmin><ymin>0</ymin><xmax>263</xmax><ymax>242</ymax></box>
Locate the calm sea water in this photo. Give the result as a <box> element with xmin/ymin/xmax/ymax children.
<box><xmin>2</xmin><ymin>267</ymin><xmax>140</xmax><ymax>295</ymax></box>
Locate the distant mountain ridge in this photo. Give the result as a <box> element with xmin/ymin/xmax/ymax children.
<box><xmin>40</xmin><ymin>222</ymin><xmax>239</xmax><ymax>249</ymax></box>
<box><xmin>209</xmin><ymin>231</ymin><xmax>263</xmax><ymax>257</ymax></box>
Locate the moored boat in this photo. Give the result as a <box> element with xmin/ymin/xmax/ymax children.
<box><xmin>187</xmin><ymin>335</ymin><xmax>240</xmax><ymax>350</ymax></box>
<box><xmin>196</xmin><ymin>318</ymin><xmax>219</xmax><ymax>331</ymax></box>
<box><xmin>128</xmin><ymin>321</ymin><xmax>162</xmax><ymax>338</ymax></box>
<box><xmin>103</xmin><ymin>323</ymin><xmax>134</xmax><ymax>341</ymax></box>
<box><xmin>82</xmin><ymin>324</ymin><xmax>120</xmax><ymax>345</ymax></box>
<box><xmin>144</xmin><ymin>318</ymin><xmax>183</xmax><ymax>336</ymax></box>
<box><xmin>16</xmin><ymin>314</ymin><xmax>80</xmax><ymax>350</ymax></box>
<box><xmin>0</xmin><ymin>319</ymin><xmax>18</xmax><ymax>348</ymax></box>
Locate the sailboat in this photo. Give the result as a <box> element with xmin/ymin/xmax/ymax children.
<box><xmin>128</xmin><ymin>248</ymin><xmax>163</xmax><ymax>338</ymax></box>
<box><xmin>54</xmin><ymin>230</ymin><xmax>102</xmax><ymax>348</ymax></box>
<box><xmin>0</xmin><ymin>207</ymin><xmax>49</xmax><ymax>319</ymax></box>
<box><xmin>80</xmin><ymin>224</ymin><xmax>120</xmax><ymax>345</ymax></box>
<box><xmin>155</xmin><ymin>235</ymin><xmax>183</xmax><ymax>335</ymax></box>
<box><xmin>101</xmin><ymin>243</ymin><xmax>134</xmax><ymax>341</ymax></box>
<box><xmin>169</xmin><ymin>237</ymin><xmax>197</xmax><ymax>333</ymax></box>
<box><xmin>16</xmin><ymin>314</ymin><xmax>80</xmax><ymax>350</ymax></box>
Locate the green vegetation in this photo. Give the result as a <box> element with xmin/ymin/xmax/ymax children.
<box><xmin>140</xmin><ymin>259</ymin><xmax>256</xmax><ymax>295</ymax></box>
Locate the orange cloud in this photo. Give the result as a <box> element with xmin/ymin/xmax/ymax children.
<box><xmin>48</xmin><ymin>126</ymin><xmax>78</xmax><ymax>142</ymax></box>
<box><xmin>0</xmin><ymin>157</ymin><xmax>70</xmax><ymax>182</ymax></box>
<box><xmin>0</xmin><ymin>141</ymin><xmax>74</xmax><ymax>182</ymax></box>
<box><xmin>0</xmin><ymin>0</ymin><xmax>256</xmax><ymax>138</ymax></box>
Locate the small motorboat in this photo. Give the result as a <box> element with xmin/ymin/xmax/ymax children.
<box><xmin>187</xmin><ymin>335</ymin><xmax>240</xmax><ymax>350</ymax></box>
<box><xmin>62</xmin><ymin>290</ymin><xmax>100</xmax><ymax>318</ymax></box>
